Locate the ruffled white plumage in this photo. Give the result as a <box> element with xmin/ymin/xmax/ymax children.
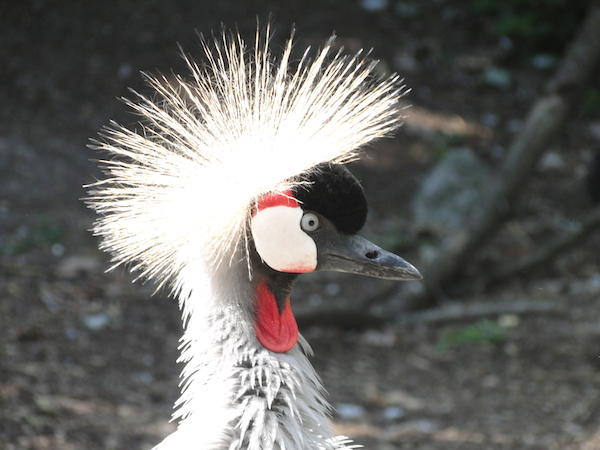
<box><xmin>87</xmin><ymin>28</ymin><xmax>406</xmax><ymax>293</ymax></box>
<box><xmin>87</xmin><ymin>27</ymin><xmax>406</xmax><ymax>450</ymax></box>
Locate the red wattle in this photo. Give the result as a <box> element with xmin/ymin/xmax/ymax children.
<box><xmin>254</xmin><ymin>281</ymin><xmax>299</xmax><ymax>353</ymax></box>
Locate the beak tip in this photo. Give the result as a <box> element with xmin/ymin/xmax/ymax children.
<box><xmin>404</xmin><ymin>265</ymin><xmax>423</xmax><ymax>281</ymax></box>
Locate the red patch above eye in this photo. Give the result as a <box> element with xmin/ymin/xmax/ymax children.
<box><xmin>254</xmin><ymin>189</ymin><xmax>298</xmax><ymax>214</ymax></box>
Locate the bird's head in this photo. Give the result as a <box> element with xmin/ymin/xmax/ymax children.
<box><xmin>248</xmin><ymin>163</ymin><xmax>420</xmax><ymax>352</ymax></box>
<box><xmin>250</xmin><ymin>163</ymin><xmax>421</xmax><ymax>281</ymax></box>
<box><xmin>87</xmin><ymin>29</ymin><xmax>416</xmax><ymax>336</ymax></box>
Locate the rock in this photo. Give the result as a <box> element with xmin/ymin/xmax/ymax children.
<box><xmin>482</xmin><ymin>374</ymin><xmax>500</xmax><ymax>388</ymax></box>
<box><xmin>65</xmin><ymin>327</ymin><xmax>79</xmax><ymax>340</ymax></box>
<box><xmin>39</xmin><ymin>283</ymin><xmax>62</xmax><ymax>313</ymax></box>
<box><xmin>51</xmin><ymin>243</ymin><xmax>65</xmax><ymax>257</ymax></box>
<box><xmin>539</xmin><ymin>151</ymin><xmax>566</xmax><ymax>171</ymax></box>
<box><xmin>367</xmin><ymin>385</ymin><xmax>425</xmax><ymax>410</ymax></box>
<box><xmin>482</xmin><ymin>66</ymin><xmax>511</xmax><ymax>89</ymax></box>
<box><xmin>412</xmin><ymin>147</ymin><xmax>492</xmax><ymax>238</ymax></box>
<box><xmin>360</xmin><ymin>0</ymin><xmax>388</xmax><ymax>12</ymax></box>
<box><xmin>56</xmin><ymin>255</ymin><xmax>101</xmax><ymax>278</ymax></box>
<box><xmin>498</xmin><ymin>314</ymin><xmax>520</xmax><ymax>328</ymax></box>
<box><xmin>361</xmin><ymin>329</ymin><xmax>397</xmax><ymax>347</ymax></box>
<box><xmin>83</xmin><ymin>312</ymin><xmax>111</xmax><ymax>330</ymax></box>
<box><xmin>393</xmin><ymin>2</ymin><xmax>419</xmax><ymax>18</ymax></box>
<box><xmin>382</xmin><ymin>406</ymin><xmax>405</xmax><ymax>421</ymax></box>
<box><xmin>134</xmin><ymin>371</ymin><xmax>154</xmax><ymax>384</ymax></box>
<box><xmin>531</xmin><ymin>54</ymin><xmax>557</xmax><ymax>70</ymax></box>
<box><xmin>336</xmin><ymin>403</ymin><xmax>366</xmax><ymax>420</ymax></box>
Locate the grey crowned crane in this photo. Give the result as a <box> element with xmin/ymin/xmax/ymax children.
<box><xmin>87</xmin><ymin>28</ymin><xmax>421</xmax><ymax>450</ymax></box>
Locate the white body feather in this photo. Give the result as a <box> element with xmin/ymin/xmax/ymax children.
<box><xmin>88</xmin><ymin>27</ymin><xmax>406</xmax><ymax>449</ymax></box>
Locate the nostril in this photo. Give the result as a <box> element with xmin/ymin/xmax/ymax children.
<box><xmin>365</xmin><ymin>250</ymin><xmax>379</xmax><ymax>260</ymax></box>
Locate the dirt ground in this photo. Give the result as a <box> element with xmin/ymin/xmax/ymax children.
<box><xmin>2</xmin><ymin>1</ymin><xmax>600</xmax><ymax>449</ymax></box>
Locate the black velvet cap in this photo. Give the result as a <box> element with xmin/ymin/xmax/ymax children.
<box><xmin>292</xmin><ymin>163</ymin><xmax>367</xmax><ymax>234</ymax></box>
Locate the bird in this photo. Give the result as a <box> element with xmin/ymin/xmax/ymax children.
<box><xmin>87</xmin><ymin>27</ymin><xmax>421</xmax><ymax>450</ymax></box>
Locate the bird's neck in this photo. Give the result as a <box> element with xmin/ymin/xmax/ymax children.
<box><xmin>253</xmin><ymin>269</ymin><xmax>299</xmax><ymax>353</ymax></box>
<box><xmin>161</xmin><ymin>261</ymin><xmax>343</xmax><ymax>450</ymax></box>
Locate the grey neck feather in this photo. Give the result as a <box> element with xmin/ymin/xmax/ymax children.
<box><xmin>152</xmin><ymin>256</ymin><xmax>359</xmax><ymax>450</ymax></box>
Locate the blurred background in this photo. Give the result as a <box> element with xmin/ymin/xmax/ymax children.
<box><xmin>2</xmin><ymin>0</ymin><xmax>600</xmax><ymax>449</ymax></box>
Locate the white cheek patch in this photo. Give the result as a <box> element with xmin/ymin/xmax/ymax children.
<box><xmin>251</xmin><ymin>206</ymin><xmax>317</xmax><ymax>273</ymax></box>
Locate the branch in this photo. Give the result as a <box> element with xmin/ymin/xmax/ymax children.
<box><xmin>296</xmin><ymin>298</ymin><xmax>563</xmax><ymax>329</ymax></box>
<box><xmin>483</xmin><ymin>206</ymin><xmax>600</xmax><ymax>287</ymax></box>
<box><xmin>399</xmin><ymin>4</ymin><xmax>600</xmax><ymax>309</ymax></box>
<box><xmin>397</xmin><ymin>299</ymin><xmax>564</xmax><ymax>326</ymax></box>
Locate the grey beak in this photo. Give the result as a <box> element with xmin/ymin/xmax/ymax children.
<box><xmin>317</xmin><ymin>233</ymin><xmax>422</xmax><ymax>281</ymax></box>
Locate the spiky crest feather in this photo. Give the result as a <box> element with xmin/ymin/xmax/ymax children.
<box><xmin>87</xmin><ymin>27</ymin><xmax>407</xmax><ymax>292</ymax></box>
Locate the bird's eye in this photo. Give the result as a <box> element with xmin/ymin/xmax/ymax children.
<box><xmin>301</xmin><ymin>212</ymin><xmax>320</xmax><ymax>232</ymax></box>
